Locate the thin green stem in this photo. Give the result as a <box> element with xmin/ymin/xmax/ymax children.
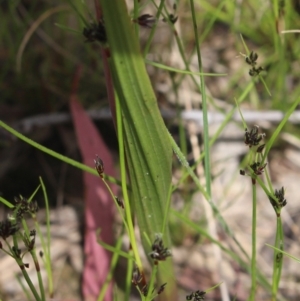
<box><xmin>101</xmin><ymin>177</ymin><xmax>130</xmax><ymax>235</ymax></box>
<box><xmin>124</xmin><ymin>249</ymin><xmax>134</xmax><ymax>301</ymax></box>
<box><xmin>0</xmin><ymin>196</ymin><xmax>14</xmax><ymax>208</ymax></box>
<box><xmin>249</xmin><ymin>183</ymin><xmax>257</xmax><ymax>301</ymax></box>
<box><xmin>169</xmin><ymin>133</ymin><xmax>208</xmax><ymax>199</ymax></box>
<box><xmin>170</xmin><ymin>131</ymin><xmax>252</xmax><ymax>264</ymax></box>
<box><xmin>96</xmin><ymin>235</ymin><xmax>134</xmax><ymax>260</ymax></box>
<box><xmin>13</xmin><ymin>234</ymin><xmax>42</xmax><ymax>301</ymax></box>
<box><xmin>255</xmin><ymin>176</ymin><xmax>272</xmax><ymax>198</ymax></box>
<box><xmin>173</xmin><ymin>80</ymin><xmax>254</xmax><ymax>192</ymax></box>
<box><xmin>190</xmin><ymin>0</ymin><xmax>211</xmax><ymax>199</ymax></box>
<box><xmin>171</xmin><ymin>75</ymin><xmax>187</xmax><ymax>157</ymax></box>
<box><xmin>19</xmin><ymin>266</ymin><xmax>42</xmax><ymax>301</ymax></box>
<box><xmin>39</xmin><ymin>177</ymin><xmax>53</xmax><ymax>297</ymax></box>
<box><xmin>19</xmin><ymin>219</ymin><xmax>46</xmax><ymax>300</ymax></box>
<box><xmin>97</xmin><ymin>236</ymin><xmax>123</xmax><ymax>301</ymax></box>
<box><xmin>145</xmin><ymin>264</ymin><xmax>158</xmax><ymax>301</ymax></box>
<box><xmin>16</xmin><ymin>275</ymin><xmax>32</xmax><ymax>301</ymax></box>
<box><xmin>31</xmin><ymin>251</ymin><xmax>46</xmax><ymax>301</ymax></box>
<box><xmin>262</xmin><ymin>95</ymin><xmax>300</xmax><ymax>164</ymax></box>
<box><xmin>161</xmin><ymin>185</ymin><xmax>173</xmax><ymax>236</ymax></box>
<box><xmin>272</xmin><ymin>217</ymin><xmax>284</xmax><ymax>300</ymax></box>
<box><xmin>172</xmin><ymin>209</ymin><xmax>272</xmax><ymax>291</ymax></box>
<box><xmin>143</xmin><ymin>0</ymin><xmax>165</xmax><ymax>57</ymax></box>
<box><xmin>265</xmin><ymin>170</ymin><xmax>274</xmax><ymax>194</ymax></box>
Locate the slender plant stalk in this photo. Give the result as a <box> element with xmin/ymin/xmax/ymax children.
<box><xmin>97</xmin><ymin>236</ymin><xmax>123</xmax><ymax>301</ymax></box>
<box><xmin>31</xmin><ymin>251</ymin><xmax>46</xmax><ymax>301</ymax></box>
<box><xmin>262</xmin><ymin>95</ymin><xmax>300</xmax><ymax>164</ymax></box>
<box><xmin>249</xmin><ymin>183</ymin><xmax>257</xmax><ymax>301</ymax></box>
<box><xmin>18</xmin><ymin>266</ymin><xmax>42</xmax><ymax>301</ymax></box>
<box><xmin>171</xmin><ymin>209</ymin><xmax>272</xmax><ymax>291</ymax></box>
<box><xmin>16</xmin><ymin>275</ymin><xmax>32</xmax><ymax>301</ymax></box>
<box><xmin>145</xmin><ymin>265</ymin><xmax>158</xmax><ymax>301</ymax></box>
<box><xmin>20</xmin><ymin>216</ymin><xmax>46</xmax><ymax>300</ymax></box>
<box><xmin>124</xmin><ymin>250</ymin><xmax>134</xmax><ymax>301</ymax></box>
<box><xmin>39</xmin><ymin>177</ymin><xmax>53</xmax><ymax>297</ymax></box>
<box><xmin>13</xmin><ymin>236</ymin><xmax>42</xmax><ymax>301</ymax></box>
<box><xmin>272</xmin><ymin>217</ymin><xmax>284</xmax><ymax>300</ymax></box>
<box><xmin>189</xmin><ymin>0</ymin><xmax>212</xmax><ymax>199</ymax></box>
<box><xmin>143</xmin><ymin>0</ymin><xmax>166</xmax><ymax>57</ymax></box>
<box><xmin>96</xmin><ymin>236</ymin><xmax>134</xmax><ymax>260</ymax></box>
<box><xmin>0</xmin><ymin>196</ymin><xmax>15</xmax><ymax>208</ymax></box>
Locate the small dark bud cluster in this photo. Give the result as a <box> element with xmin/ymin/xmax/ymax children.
<box><xmin>140</xmin><ymin>283</ymin><xmax>167</xmax><ymax>297</ymax></box>
<box><xmin>133</xmin><ymin>5</ymin><xmax>178</xmax><ymax>29</ymax></box>
<box><xmin>157</xmin><ymin>282</ymin><xmax>167</xmax><ymax>294</ymax></box>
<box><xmin>94</xmin><ymin>155</ymin><xmax>104</xmax><ymax>178</ymax></box>
<box><xmin>163</xmin><ymin>13</ymin><xmax>178</xmax><ymax>24</ymax></box>
<box><xmin>132</xmin><ymin>265</ymin><xmax>143</xmax><ymax>286</ymax></box>
<box><xmin>0</xmin><ymin>195</ymin><xmax>39</xmax><ymax>260</ymax></box>
<box><xmin>242</xmin><ymin>124</ymin><xmax>288</xmax><ymax>214</ymax></box>
<box><xmin>115</xmin><ymin>196</ymin><xmax>124</xmax><ymax>209</ymax></box>
<box><xmin>12</xmin><ymin>246</ymin><xmax>22</xmax><ymax>258</ymax></box>
<box><xmin>240</xmin><ymin>169</ymin><xmax>246</xmax><ymax>176</ymax></box>
<box><xmin>149</xmin><ymin>233</ymin><xmax>172</xmax><ymax>261</ymax></box>
<box><xmin>268</xmin><ymin>187</ymin><xmax>287</xmax><ymax>213</ymax></box>
<box><xmin>240</xmin><ymin>125</ymin><xmax>266</xmax><ymax>182</ymax></box>
<box><xmin>250</xmin><ymin>162</ymin><xmax>267</xmax><ymax>175</ymax></box>
<box><xmin>132</xmin><ymin>265</ymin><xmax>147</xmax><ymax>296</ymax></box>
<box><xmin>14</xmin><ymin>196</ymin><xmax>38</xmax><ymax>219</ymax></box>
<box><xmin>132</xmin><ymin>265</ymin><xmax>166</xmax><ymax>298</ymax></box>
<box><xmin>23</xmin><ymin>229</ymin><xmax>36</xmax><ymax>251</ymax></box>
<box><xmin>133</xmin><ymin>14</ymin><xmax>157</xmax><ymax>28</ymax></box>
<box><xmin>276</xmin><ymin>252</ymin><xmax>283</xmax><ymax>262</ymax></box>
<box><xmin>0</xmin><ymin>220</ymin><xmax>19</xmax><ymax>240</ymax></box>
<box><xmin>274</xmin><ymin>187</ymin><xmax>287</xmax><ymax>207</ymax></box>
<box><xmin>244</xmin><ymin>125</ymin><xmax>265</xmax><ymax>148</ymax></box>
<box><xmin>186</xmin><ymin>290</ymin><xmax>206</xmax><ymax>300</ymax></box>
<box><xmin>245</xmin><ymin>51</ymin><xmax>264</xmax><ymax>76</ymax></box>
<box><xmin>83</xmin><ymin>19</ymin><xmax>106</xmax><ymax>43</ymax></box>
<box><xmin>163</xmin><ymin>3</ymin><xmax>178</xmax><ymax>24</ymax></box>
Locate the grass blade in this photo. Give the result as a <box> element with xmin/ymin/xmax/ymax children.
<box><xmin>101</xmin><ymin>0</ymin><xmax>176</xmax><ymax>298</ymax></box>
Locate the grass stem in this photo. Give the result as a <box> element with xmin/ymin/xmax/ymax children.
<box><xmin>249</xmin><ymin>183</ymin><xmax>257</xmax><ymax>301</ymax></box>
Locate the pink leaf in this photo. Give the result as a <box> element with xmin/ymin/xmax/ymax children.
<box><xmin>69</xmin><ymin>72</ymin><xmax>116</xmax><ymax>301</ymax></box>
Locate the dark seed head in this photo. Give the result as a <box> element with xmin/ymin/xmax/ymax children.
<box><xmin>157</xmin><ymin>283</ymin><xmax>167</xmax><ymax>294</ymax></box>
<box><xmin>132</xmin><ymin>265</ymin><xmax>142</xmax><ymax>286</ymax></box>
<box><xmin>186</xmin><ymin>290</ymin><xmax>206</xmax><ymax>301</ymax></box>
<box><xmin>244</xmin><ymin>125</ymin><xmax>265</xmax><ymax>148</ymax></box>
<box><xmin>94</xmin><ymin>155</ymin><xmax>104</xmax><ymax>178</ymax></box>
<box><xmin>83</xmin><ymin>19</ymin><xmax>106</xmax><ymax>43</ymax></box>
<box><xmin>14</xmin><ymin>196</ymin><xmax>38</xmax><ymax>220</ymax></box>
<box><xmin>0</xmin><ymin>219</ymin><xmax>19</xmax><ymax>240</ymax></box>
<box><xmin>257</xmin><ymin>144</ymin><xmax>265</xmax><ymax>153</ymax></box>
<box><xmin>149</xmin><ymin>233</ymin><xmax>171</xmax><ymax>261</ymax></box>
<box><xmin>133</xmin><ymin>14</ymin><xmax>157</xmax><ymax>28</ymax></box>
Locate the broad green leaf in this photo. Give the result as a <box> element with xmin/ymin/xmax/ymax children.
<box><xmin>101</xmin><ymin>0</ymin><xmax>176</xmax><ymax>298</ymax></box>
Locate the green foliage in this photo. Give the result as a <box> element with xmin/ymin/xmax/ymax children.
<box><xmin>0</xmin><ymin>180</ymin><xmax>52</xmax><ymax>301</ymax></box>
<box><xmin>1</xmin><ymin>0</ymin><xmax>300</xmax><ymax>300</ymax></box>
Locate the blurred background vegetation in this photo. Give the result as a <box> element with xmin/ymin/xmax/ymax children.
<box><xmin>1</xmin><ymin>0</ymin><xmax>299</xmax><ymax>201</ymax></box>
